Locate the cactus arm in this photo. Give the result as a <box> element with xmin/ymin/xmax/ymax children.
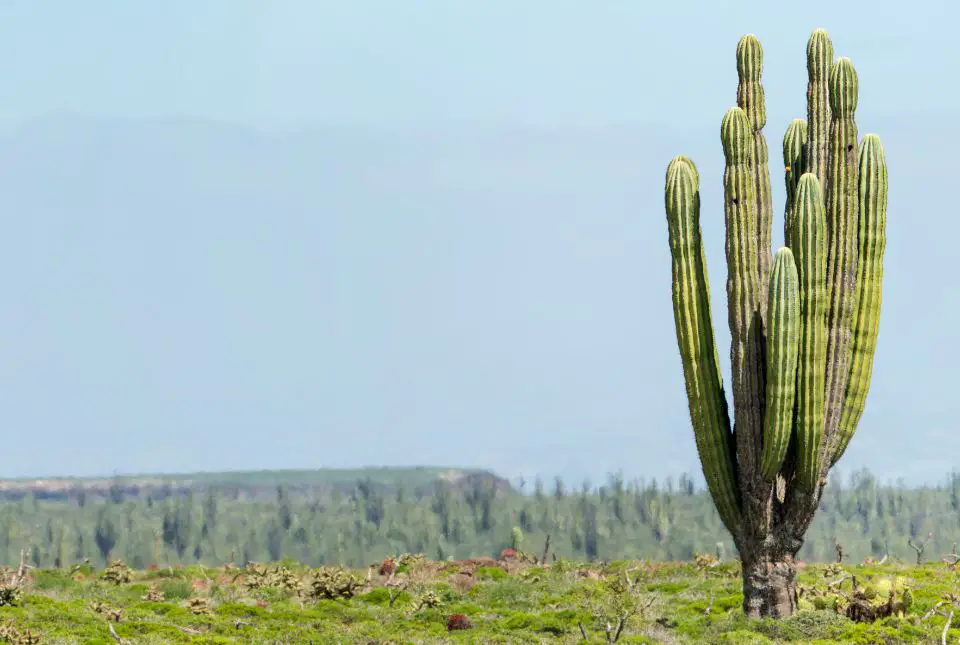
<box><xmin>759</xmin><ymin>248</ymin><xmax>800</xmax><ymax>480</ymax></box>
<box><xmin>721</xmin><ymin>107</ymin><xmax>767</xmax><ymax>522</ymax></box>
<box><xmin>790</xmin><ymin>174</ymin><xmax>828</xmax><ymax>491</ymax></box>
<box><xmin>665</xmin><ymin>156</ymin><xmax>742</xmax><ymax>532</ymax></box>
<box><xmin>736</xmin><ymin>35</ymin><xmax>775</xmax><ymax>334</ymax></box>
<box><xmin>832</xmin><ymin>135</ymin><xmax>888</xmax><ymax>465</ymax></box>
<box><xmin>804</xmin><ymin>29</ymin><xmax>833</xmax><ymax>193</ymax></box>
<box><xmin>822</xmin><ymin>58</ymin><xmax>860</xmax><ymax>460</ymax></box>
<box><xmin>782</xmin><ymin>119</ymin><xmax>808</xmax><ymax>249</ymax></box>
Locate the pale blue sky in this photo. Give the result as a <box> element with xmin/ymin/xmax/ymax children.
<box><xmin>0</xmin><ymin>1</ymin><xmax>953</xmax><ymax>486</ymax></box>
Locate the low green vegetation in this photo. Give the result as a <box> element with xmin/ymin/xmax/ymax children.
<box><xmin>0</xmin><ymin>553</ymin><xmax>959</xmax><ymax>643</ymax></box>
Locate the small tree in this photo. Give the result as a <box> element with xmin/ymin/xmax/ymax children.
<box><xmin>94</xmin><ymin>509</ymin><xmax>118</xmax><ymax>565</ymax></box>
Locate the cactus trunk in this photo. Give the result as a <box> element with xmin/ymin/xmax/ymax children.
<box><xmin>740</xmin><ymin>547</ymin><xmax>799</xmax><ymax>618</ymax></box>
<box><xmin>663</xmin><ymin>28</ymin><xmax>888</xmax><ymax>619</ymax></box>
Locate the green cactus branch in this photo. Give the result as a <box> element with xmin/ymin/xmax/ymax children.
<box><xmin>782</xmin><ymin>119</ymin><xmax>808</xmax><ymax>249</ymax></box>
<box><xmin>721</xmin><ymin>106</ymin><xmax>766</xmax><ymax>489</ymax></box>
<box><xmin>736</xmin><ymin>35</ymin><xmax>774</xmax><ymax>333</ymax></box>
<box><xmin>791</xmin><ymin>173</ymin><xmax>828</xmax><ymax>492</ymax></box>
<box><xmin>664</xmin><ymin>156</ymin><xmax>741</xmax><ymax>532</ymax></box>
<box><xmin>833</xmin><ymin>134</ymin><xmax>888</xmax><ymax>465</ymax></box>
<box><xmin>663</xmin><ymin>28</ymin><xmax>888</xmax><ymax>618</ymax></box>
<box><xmin>805</xmin><ymin>29</ymin><xmax>833</xmax><ymax>196</ymax></box>
<box><xmin>759</xmin><ymin>248</ymin><xmax>800</xmax><ymax>480</ymax></box>
<box><xmin>821</xmin><ymin>56</ymin><xmax>860</xmax><ymax>463</ymax></box>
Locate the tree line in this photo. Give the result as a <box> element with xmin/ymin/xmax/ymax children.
<box><xmin>0</xmin><ymin>469</ymin><xmax>958</xmax><ymax>570</ymax></box>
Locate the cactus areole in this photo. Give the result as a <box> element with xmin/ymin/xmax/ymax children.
<box><xmin>664</xmin><ymin>29</ymin><xmax>888</xmax><ymax>619</ymax></box>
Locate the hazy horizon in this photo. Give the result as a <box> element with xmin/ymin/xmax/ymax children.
<box><xmin>0</xmin><ymin>1</ymin><xmax>954</xmax><ymax>487</ymax></box>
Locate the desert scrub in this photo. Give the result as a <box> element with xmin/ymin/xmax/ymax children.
<box><xmin>0</xmin><ymin>558</ymin><xmax>954</xmax><ymax>642</ymax></box>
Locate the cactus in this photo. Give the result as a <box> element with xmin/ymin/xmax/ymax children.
<box><xmin>791</xmin><ymin>174</ymin><xmax>828</xmax><ymax>492</ymax></box>
<box><xmin>759</xmin><ymin>249</ymin><xmax>799</xmax><ymax>481</ymax></box>
<box><xmin>663</xmin><ymin>29</ymin><xmax>888</xmax><ymax>619</ymax></box>
<box><xmin>834</xmin><ymin>135</ymin><xmax>888</xmax><ymax>463</ymax></box>
<box><xmin>782</xmin><ymin>119</ymin><xmax>808</xmax><ymax>249</ymax></box>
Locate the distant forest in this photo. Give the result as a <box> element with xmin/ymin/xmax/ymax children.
<box><xmin>0</xmin><ymin>467</ymin><xmax>958</xmax><ymax>570</ymax></box>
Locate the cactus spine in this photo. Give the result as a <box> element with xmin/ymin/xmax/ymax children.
<box><xmin>663</xmin><ymin>29</ymin><xmax>888</xmax><ymax>619</ymax></box>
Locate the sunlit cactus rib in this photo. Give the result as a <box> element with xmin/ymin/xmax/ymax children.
<box><xmin>782</xmin><ymin>119</ymin><xmax>808</xmax><ymax>249</ymax></box>
<box><xmin>721</xmin><ymin>107</ymin><xmax>765</xmax><ymax>483</ymax></box>
<box><xmin>664</xmin><ymin>156</ymin><xmax>742</xmax><ymax>531</ymax></box>
<box><xmin>805</xmin><ymin>29</ymin><xmax>833</xmax><ymax>196</ymax></box>
<box><xmin>759</xmin><ymin>248</ymin><xmax>800</xmax><ymax>480</ymax></box>
<box><xmin>822</xmin><ymin>57</ymin><xmax>860</xmax><ymax>460</ymax></box>
<box><xmin>790</xmin><ymin>174</ymin><xmax>828</xmax><ymax>491</ymax></box>
<box><xmin>832</xmin><ymin>134</ymin><xmax>887</xmax><ymax>465</ymax></box>
<box><xmin>736</xmin><ymin>35</ymin><xmax>774</xmax><ymax>330</ymax></box>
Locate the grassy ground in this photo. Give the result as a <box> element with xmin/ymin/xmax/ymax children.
<box><xmin>0</xmin><ymin>553</ymin><xmax>959</xmax><ymax>644</ymax></box>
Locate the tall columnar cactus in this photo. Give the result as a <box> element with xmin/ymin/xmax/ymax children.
<box><xmin>663</xmin><ymin>29</ymin><xmax>888</xmax><ymax>619</ymax></box>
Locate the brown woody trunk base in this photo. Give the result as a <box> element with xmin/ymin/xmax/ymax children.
<box><xmin>741</xmin><ymin>550</ymin><xmax>798</xmax><ymax>618</ymax></box>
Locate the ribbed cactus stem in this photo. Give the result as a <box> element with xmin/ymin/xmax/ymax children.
<box><xmin>759</xmin><ymin>248</ymin><xmax>800</xmax><ymax>480</ymax></box>
<box><xmin>805</xmin><ymin>29</ymin><xmax>833</xmax><ymax>194</ymax></box>
<box><xmin>832</xmin><ymin>135</ymin><xmax>887</xmax><ymax>465</ymax></box>
<box><xmin>737</xmin><ymin>35</ymin><xmax>774</xmax><ymax>331</ymax></box>
<box><xmin>664</xmin><ymin>156</ymin><xmax>741</xmax><ymax>531</ymax></box>
<box><xmin>822</xmin><ymin>57</ymin><xmax>860</xmax><ymax>460</ymax></box>
<box><xmin>662</xmin><ymin>29</ymin><xmax>889</xmax><ymax>620</ymax></box>
<box><xmin>782</xmin><ymin>119</ymin><xmax>808</xmax><ymax>249</ymax></box>
<box><xmin>791</xmin><ymin>174</ymin><xmax>828</xmax><ymax>492</ymax></box>
<box><xmin>721</xmin><ymin>107</ymin><xmax>765</xmax><ymax>490</ymax></box>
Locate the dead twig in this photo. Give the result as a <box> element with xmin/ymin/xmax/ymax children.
<box><xmin>827</xmin><ymin>574</ymin><xmax>852</xmax><ymax>589</ymax></box>
<box><xmin>608</xmin><ymin>617</ymin><xmax>627</xmax><ymax>643</ymax></box>
<box><xmin>578</xmin><ymin>621</ymin><xmax>588</xmax><ymax>640</ymax></box>
<box><xmin>943</xmin><ymin>611</ymin><xmax>954</xmax><ymax>645</ymax></box>
<box><xmin>908</xmin><ymin>533</ymin><xmax>934</xmax><ymax>565</ymax></box>
<box><xmin>384</xmin><ymin>572</ymin><xmax>408</xmax><ymax>608</ymax></box>
<box><xmin>13</xmin><ymin>549</ymin><xmax>27</xmax><ymax>586</ymax></box>
<box><xmin>540</xmin><ymin>534</ymin><xmax>551</xmax><ymax>565</ymax></box>
<box><xmin>942</xmin><ymin>543</ymin><xmax>960</xmax><ymax>568</ymax></box>
<box><xmin>924</xmin><ymin>601</ymin><xmax>949</xmax><ymax>621</ymax></box>
<box><xmin>107</xmin><ymin>623</ymin><xmax>123</xmax><ymax>643</ymax></box>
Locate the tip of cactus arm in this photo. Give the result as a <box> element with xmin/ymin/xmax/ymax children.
<box><xmin>774</xmin><ymin>246</ymin><xmax>795</xmax><ymax>259</ymax></box>
<box><xmin>666</xmin><ymin>156</ymin><xmax>700</xmax><ymax>188</ymax></box>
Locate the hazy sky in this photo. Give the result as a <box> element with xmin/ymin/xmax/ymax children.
<box><xmin>0</xmin><ymin>1</ymin><xmax>955</xmax><ymax>126</ymax></box>
<box><xmin>0</xmin><ymin>1</ymin><xmax>955</xmax><ymax>486</ymax></box>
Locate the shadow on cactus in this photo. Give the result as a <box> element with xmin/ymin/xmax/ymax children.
<box><xmin>664</xmin><ymin>28</ymin><xmax>888</xmax><ymax>619</ymax></box>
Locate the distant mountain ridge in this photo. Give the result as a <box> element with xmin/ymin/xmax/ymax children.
<box><xmin>0</xmin><ymin>466</ymin><xmax>512</xmax><ymax>502</ymax></box>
